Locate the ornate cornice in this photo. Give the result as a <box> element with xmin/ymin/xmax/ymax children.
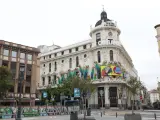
<box><xmin>90</xmin><ymin>26</ymin><xmax>121</xmax><ymax>37</ymax></box>
<box><xmin>40</xmin><ymin>44</ymin><xmax>134</xmax><ymax>68</ymax></box>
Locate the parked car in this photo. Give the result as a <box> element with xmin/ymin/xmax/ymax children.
<box><xmin>153</xmin><ymin>102</ymin><xmax>160</xmax><ymax>109</ymax></box>
<box><xmin>142</xmin><ymin>105</ymin><xmax>153</xmax><ymax>110</ymax></box>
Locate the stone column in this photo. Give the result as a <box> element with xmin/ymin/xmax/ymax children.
<box><xmin>105</xmin><ymin>86</ymin><xmax>110</xmax><ymax>109</ymax></box>
<box><xmin>121</xmin><ymin>87</ymin><xmax>127</xmax><ymax>109</ymax></box>
<box><xmin>31</xmin><ymin>53</ymin><xmax>37</xmax><ymax>94</ymax></box>
<box><xmin>14</xmin><ymin>49</ymin><xmax>20</xmax><ymax>93</ymax></box>
<box><xmin>89</xmin><ymin>92</ymin><xmax>96</xmax><ymax>109</ymax></box>
<box><xmin>23</xmin><ymin>58</ymin><xmax>27</xmax><ymax>94</ymax></box>
<box><xmin>117</xmin><ymin>85</ymin><xmax>122</xmax><ymax>109</ymax></box>
<box><xmin>8</xmin><ymin>47</ymin><xmax>12</xmax><ymax>69</ymax></box>
<box><xmin>94</xmin><ymin>89</ymin><xmax>98</xmax><ymax>109</ymax></box>
<box><xmin>0</xmin><ymin>46</ymin><xmax>3</xmax><ymax>66</ymax></box>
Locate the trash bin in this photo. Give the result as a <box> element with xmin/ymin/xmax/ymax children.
<box><xmin>70</xmin><ymin>111</ymin><xmax>78</xmax><ymax>120</ymax></box>
<box><xmin>87</xmin><ymin>108</ymin><xmax>91</xmax><ymax>116</ymax></box>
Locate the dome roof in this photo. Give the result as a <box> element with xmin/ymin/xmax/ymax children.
<box><xmin>95</xmin><ymin>10</ymin><xmax>111</xmax><ymax>27</ymax></box>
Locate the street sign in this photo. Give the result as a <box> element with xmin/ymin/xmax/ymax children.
<box><xmin>74</xmin><ymin>88</ymin><xmax>80</xmax><ymax>97</ymax></box>
<box><xmin>43</xmin><ymin>92</ymin><xmax>48</xmax><ymax>98</ymax></box>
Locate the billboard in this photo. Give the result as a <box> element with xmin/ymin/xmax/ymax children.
<box><xmin>101</xmin><ymin>65</ymin><xmax>123</xmax><ymax>77</ymax></box>
<box><xmin>74</xmin><ymin>88</ymin><xmax>80</xmax><ymax>97</ymax></box>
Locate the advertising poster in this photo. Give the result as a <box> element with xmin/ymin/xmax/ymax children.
<box><xmin>74</xmin><ymin>88</ymin><xmax>80</xmax><ymax>97</ymax></box>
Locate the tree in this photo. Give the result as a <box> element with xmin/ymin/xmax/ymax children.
<box><xmin>127</xmin><ymin>76</ymin><xmax>142</xmax><ymax>114</ymax></box>
<box><xmin>48</xmin><ymin>76</ymin><xmax>95</xmax><ymax>108</ymax></box>
<box><xmin>0</xmin><ymin>66</ymin><xmax>12</xmax><ymax>99</ymax></box>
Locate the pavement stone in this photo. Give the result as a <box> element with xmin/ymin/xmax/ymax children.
<box><xmin>3</xmin><ymin>110</ymin><xmax>160</xmax><ymax>120</ymax></box>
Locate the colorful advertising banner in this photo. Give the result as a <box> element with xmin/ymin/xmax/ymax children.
<box><xmin>101</xmin><ymin>65</ymin><xmax>123</xmax><ymax>77</ymax></box>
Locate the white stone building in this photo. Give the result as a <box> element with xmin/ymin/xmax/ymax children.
<box><xmin>37</xmin><ymin>10</ymin><xmax>138</xmax><ymax>109</ymax></box>
<box><xmin>149</xmin><ymin>89</ymin><xmax>159</xmax><ymax>104</ymax></box>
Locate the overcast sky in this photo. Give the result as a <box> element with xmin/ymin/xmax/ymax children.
<box><xmin>0</xmin><ymin>0</ymin><xmax>159</xmax><ymax>90</ymax></box>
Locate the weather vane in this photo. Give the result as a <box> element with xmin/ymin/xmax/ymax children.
<box><xmin>102</xmin><ymin>5</ymin><xmax>104</xmax><ymax>11</ymax></box>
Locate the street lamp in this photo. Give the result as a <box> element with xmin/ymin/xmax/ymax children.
<box><xmin>16</xmin><ymin>64</ymin><xmax>25</xmax><ymax>120</ymax></box>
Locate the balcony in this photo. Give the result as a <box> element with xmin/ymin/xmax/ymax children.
<box><xmin>98</xmin><ymin>40</ymin><xmax>122</xmax><ymax>47</ymax></box>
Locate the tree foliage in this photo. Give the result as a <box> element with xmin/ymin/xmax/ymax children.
<box><xmin>44</xmin><ymin>76</ymin><xmax>96</xmax><ymax>102</ymax></box>
<box><xmin>60</xmin><ymin>76</ymin><xmax>96</xmax><ymax>97</ymax></box>
<box><xmin>127</xmin><ymin>76</ymin><xmax>142</xmax><ymax>95</ymax></box>
<box><xmin>127</xmin><ymin>76</ymin><xmax>142</xmax><ymax>113</ymax></box>
<box><xmin>0</xmin><ymin>66</ymin><xmax>12</xmax><ymax>98</ymax></box>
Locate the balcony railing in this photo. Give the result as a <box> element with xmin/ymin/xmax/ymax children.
<box><xmin>98</xmin><ymin>40</ymin><xmax>122</xmax><ymax>46</ymax></box>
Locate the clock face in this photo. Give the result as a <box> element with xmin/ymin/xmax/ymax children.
<box><xmin>108</xmin><ymin>32</ymin><xmax>112</xmax><ymax>36</ymax></box>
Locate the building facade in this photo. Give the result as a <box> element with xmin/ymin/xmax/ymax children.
<box><xmin>0</xmin><ymin>40</ymin><xmax>40</xmax><ymax>106</ymax></box>
<box><xmin>154</xmin><ymin>24</ymin><xmax>160</xmax><ymax>55</ymax></box>
<box><xmin>38</xmin><ymin>10</ymin><xmax>138</xmax><ymax>109</ymax></box>
<box><xmin>149</xmin><ymin>89</ymin><xmax>159</xmax><ymax>104</ymax></box>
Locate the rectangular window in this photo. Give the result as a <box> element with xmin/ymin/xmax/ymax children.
<box><xmin>48</xmin><ymin>76</ymin><xmax>51</xmax><ymax>84</ymax></box>
<box><xmin>69</xmin><ymin>49</ymin><xmax>72</xmax><ymax>53</ymax></box>
<box><xmin>54</xmin><ymin>62</ymin><xmax>57</xmax><ymax>71</ymax></box>
<box><xmin>83</xmin><ymin>45</ymin><xmax>86</xmax><ymax>49</ymax></box>
<box><xmin>53</xmin><ymin>75</ymin><xmax>57</xmax><ymax>84</ymax></box>
<box><xmin>55</xmin><ymin>53</ymin><xmax>57</xmax><ymax>57</ymax></box>
<box><xmin>61</xmin><ymin>51</ymin><xmax>64</xmax><ymax>55</ymax></box>
<box><xmin>49</xmin><ymin>55</ymin><xmax>51</xmax><ymax>58</ymax></box>
<box><xmin>3</xmin><ymin>49</ymin><xmax>9</xmax><ymax>56</ymax></box>
<box><xmin>27</xmin><ymin>54</ymin><xmax>32</xmax><ymax>60</ymax></box>
<box><xmin>96</xmin><ymin>33</ymin><xmax>101</xmax><ymax>40</ymax></box>
<box><xmin>42</xmin><ymin>77</ymin><xmax>45</xmax><ymax>86</ymax></box>
<box><xmin>49</xmin><ymin>63</ymin><xmax>51</xmax><ymax>72</ymax></box>
<box><xmin>20</xmin><ymin>53</ymin><xmax>25</xmax><ymax>59</ymax></box>
<box><xmin>12</xmin><ymin>51</ymin><xmax>17</xmax><ymax>57</ymax></box>
<box><xmin>96</xmin><ymin>33</ymin><xmax>101</xmax><ymax>45</ymax></box>
<box><xmin>75</xmin><ymin>47</ymin><xmax>78</xmax><ymax>51</ymax></box>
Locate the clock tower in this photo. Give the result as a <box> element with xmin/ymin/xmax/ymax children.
<box><xmin>89</xmin><ymin>10</ymin><xmax>121</xmax><ymax>47</ymax></box>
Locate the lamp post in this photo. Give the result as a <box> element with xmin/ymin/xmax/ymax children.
<box><xmin>16</xmin><ymin>64</ymin><xmax>25</xmax><ymax>120</ymax></box>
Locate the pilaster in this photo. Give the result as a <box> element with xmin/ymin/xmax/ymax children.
<box><xmin>94</xmin><ymin>89</ymin><xmax>98</xmax><ymax>109</ymax></box>
<box><xmin>105</xmin><ymin>86</ymin><xmax>110</xmax><ymax>109</ymax></box>
<box><xmin>117</xmin><ymin>85</ymin><xmax>122</xmax><ymax>109</ymax></box>
<box><xmin>31</xmin><ymin>53</ymin><xmax>37</xmax><ymax>94</ymax></box>
<box><xmin>14</xmin><ymin>49</ymin><xmax>20</xmax><ymax>93</ymax></box>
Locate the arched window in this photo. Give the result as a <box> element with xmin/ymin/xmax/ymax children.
<box><xmin>48</xmin><ymin>76</ymin><xmax>51</xmax><ymax>84</ymax></box>
<box><xmin>54</xmin><ymin>62</ymin><xmax>57</xmax><ymax>71</ymax></box>
<box><xmin>96</xmin><ymin>33</ymin><xmax>101</xmax><ymax>45</ymax></box>
<box><xmin>69</xmin><ymin>58</ymin><xmax>72</xmax><ymax>68</ymax></box>
<box><xmin>110</xmin><ymin>50</ymin><xmax>113</xmax><ymax>61</ymax></box>
<box><xmin>76</xmin><ymin>56</ymin><xmax>79</xmax><ymax>67</ymax></box>
<box><xmin>49</xmin><ymin>63</ymin><xmax>51</xmax><ymax>72</ymax></box>
<box><xmin>97</xmin><ymin>51</ymin><xmax>101</xmax><ymax>63</ymax></box>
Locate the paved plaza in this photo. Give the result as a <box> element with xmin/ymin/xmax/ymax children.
<box><xmin>3</xmin><ymin>110</ymin><xmax>160</xmax><ymax>120</ymax></box>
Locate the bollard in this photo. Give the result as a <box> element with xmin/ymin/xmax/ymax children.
<box><xmin>116</xmin><ymin>112</ymin><xmax>117</xmax><ymax>118</ymax></box>
<box><xmin>101</xmin><ymin>112</ymin><xmax>102</xmax><ymax>117</ymax></box>
<box><xmin>154</xmin><ymin>113</ymin><xmax>156</xmax><ymax>120</ymax></box>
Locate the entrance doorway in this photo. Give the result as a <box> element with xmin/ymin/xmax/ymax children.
<box><xmin>109</xmin><ymin>87</ymin><xmax>118</xmax><ymax>107</ymax></box>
